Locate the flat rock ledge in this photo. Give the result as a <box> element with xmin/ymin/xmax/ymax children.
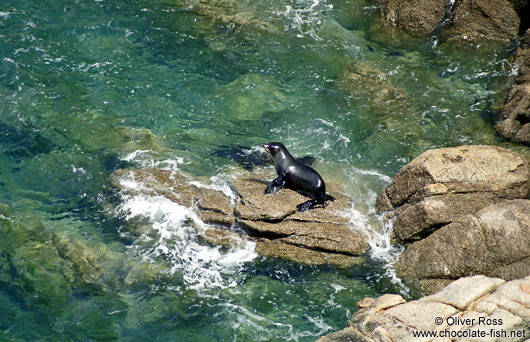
<box><xmin>111</xmin><ymin>168</ymin><xmax>367</xmax><ymax>267</ymax></box>
<box><xmin>318</xmin><ymin>275</ymin><xmax>530</xmax><ymax>342</ymax></box>
<box><xmin>376</xmin><ymin>145</ymin><xmax>530</xmax><ymax>293</ymax></box>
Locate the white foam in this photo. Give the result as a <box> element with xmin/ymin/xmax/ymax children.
<box><xmin>188</xmin><ymin>173</ymin><xmax>238</xmax><ymax>205</ymax></box>
<box><xmin>116</xmin><ymin>173</ymin><xmax>257</xmax><ymax>291</ymax></box>
<box><xmin>341</xmin><ymin>166</ymin><xmax>408</xmax><ymax>294</ymax></box>
<box><xmin>276</xmin><ymin>0</ymin><xmax>333</xmax><ymax>40</ymax></box>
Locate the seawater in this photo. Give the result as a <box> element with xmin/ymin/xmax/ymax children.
<box><xmin>0</xmin><ymin>0</ymin><xmax>516</xmax><ymax>340</ymax></box>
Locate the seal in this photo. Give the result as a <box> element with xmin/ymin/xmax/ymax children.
<box><xmin>262</xmin><ymin>142</ymin><xmax>335</xmax><ymax>212</ymax></box>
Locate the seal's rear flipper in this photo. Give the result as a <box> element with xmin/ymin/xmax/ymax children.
<box><xmin>296</xmin><ymin>199</ymin><xmax>318</xmax><ymax>212</ymax></box>
<box><xmin>325</xmin><ymin>194</ymin><xmax>335</xmax><ymax>202</ymax></box>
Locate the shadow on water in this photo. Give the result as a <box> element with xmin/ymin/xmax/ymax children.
<box><xmin>213</xmin><ymin>144</ymin><xmax>316</xmax><ymax>170</ymax></box>
<box><xmin>0</xmin><ymin>122</ymin><xmax>55</xmax><ymax>163</ymax></box>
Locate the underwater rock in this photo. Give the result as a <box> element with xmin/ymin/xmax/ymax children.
<box><xmin>214</xmin><ymin>74</ymin><xmax>287</xmax><ymax>121</ymax></box>
<box><xmin>497</xmin><ymin>29</ymin><xmax>530</xmax><ymax>144</ymax></box>
<box><xmin>175</xmin><ymin>0</ymin><xmax>275</xmax><ymax>33</ymax></box>
<box><xmin>376</xmin><ymin>145</ymin><xmax>530</xmax><ymax>293</ymax></box>
<box><xmin>111</xmin><ymin>168</ymin><xmax>368</xmax><ymax>266</ymax></box>
<box><xmin>338</xmin><ymin>61</ymin><xmax>407</xmax><ymax>111</ymax></box>
<box><xmin>318</xmin><ymin>275</ymin><xmax>530</xmax><ymax>342</ymax></box>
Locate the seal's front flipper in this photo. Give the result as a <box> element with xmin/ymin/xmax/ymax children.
<box><xmin>296</xmin><ymin>199</ymin><xmax>318</xmax><ymax>212</ymax></box>
<box><xmin>264</xmin><ymin>172</ymin><xmax>286</xmax><ymax>194</ymax></box>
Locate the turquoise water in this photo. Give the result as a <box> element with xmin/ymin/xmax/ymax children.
<box><xmin>0</xmin><ymin>0</ymin><xmax>518</xmax><ymax>340</ymax></box>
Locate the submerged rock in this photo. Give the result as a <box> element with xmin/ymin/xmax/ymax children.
<box><xmin>175</xmin><ymin>0</ymin><xmax>275</xmax><ymax>33</ymax></box>
<box><xmin>377</xmin><ymin>145</ymin><xmax>530</xmax><ymax>293</ymax></box>
<box><xmin>497</xmin><ymin>29</ymin><xmax>530</xmax><ymax>144</ymax></box>
<box><xmin>318</xmin><ymin>275</ymin><xmax>530</xmax><ymax>342</ymax></box>
<box><xmin>111</xmin><ymin>168</ymin><xmax>368</xmax><ymax>267</ymax></box>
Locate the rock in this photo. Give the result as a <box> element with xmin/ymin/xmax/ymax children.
<box><xmin>110</xmin><ymin>168</ymin><xmax>235</xmax><ymax>228</ymax></box>
<box><xmin>338</xmin><ymin>61</ymin><xmax>408</xmax><ymax>111</ymax></box>
<box><xmin>232</xmin><ymin>170</ymin><xmax>368</xmax><ymax>256</ymax></box>
<box><xmin>111</xmin><ymin>168</ymin><xmax>368</xmax><ymax>267</ymax></box>
<box><xmin>175</xmin><ymin>0</ymin><xmax>275</xmax><ymax>33</ymax></box>
<box><xmin>375</xmin><ymin>0</ymin><xmax>521</xmax><ymax>43</ymax></box>
<box><xmin>318</xmin><ymin>275</ymin><xmax>530</xmax><ymax>342</ymax></box>
<box><xmin>446</xmin><ymin>0</ymin><xmax>520</xmax><ymax>43</ymax></box>
<box><xmin>376</xmin><ymin>0</ymin><xmax>447</xmax><ymax>36</ymax></box>
<box><xmin>377</xmin><ymin>145</ymin><xmax>529</xmax><ymax>213</ymax></box>
<box><xmin>252</xmin><ymin>239</ymin><xmax>365</xmax><ymax>267</ymax></box>
<box><xmin>497</xmin><ymin>29</ymin><xmax>530</xmax><ymax>144</ymax></box>
<box><xmin>376</xmin><ymin>145</ymin><xmax>530</xmax><ymax>293</ymax></box>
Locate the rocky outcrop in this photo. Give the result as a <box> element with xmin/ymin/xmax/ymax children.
<box><xmin>497</xmin><ymin>29</ymin><xmax>530</xmax><ymax>144</ymax></box>
<box><xmin>376</xmin><ymin>0</ymin><xmax>447</xmax><ymax>36</ymax></box>
<box><xmin>111</xmin><ymin>168</ymin><xmax>368</xmax><ymax>267</ymax></box>
<box><xmin>396</xmin><ymin>200</ymin><xmax>530</xmax><ymax>293</ymax></box>
<box><xmin>376</xmin><ymin>0</ymin><xmax>522</xmax><ymax>43</ymax></box>
<box><xmin>318</xmin><ymin>275</ymin><xmax>530</xmax><ymax>342</ymax></box>
<box><xmin>446</xmin><ymin>0</ymin><xmax>520</xmax><ymax>43</ymax></box>
<box><xmin>376</xmin><ymin>145</ymin><xmax>530</xmax><ymax>293</ymax></box>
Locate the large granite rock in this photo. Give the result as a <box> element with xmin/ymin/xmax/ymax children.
<box><xmin>497</xmin><ymin>29</ymin><xmax>530</xmax><ymax>144</ymax></box>
<box><xmin>375</xmin><ymin>0</ymin><xmax>521</xmax><ymax>43</ymax></box>
<box><xmin>376</xmin><ymin>145</ymin><xmax>530</xmax><ymax>293</ymax></box>
<box><xmin>318</xmin><ymin>275</ymin><xmax>530</xmax><ymax>342</ymax></box>
<box><xmin>111</xmin><ymin>168</ymin><xmax>368</xmax><ymax>267</ymax></box>
<box><xmin>396</xmin><ymin>200</ymin><xmax>530</xmax><ymax>293</ymax></box>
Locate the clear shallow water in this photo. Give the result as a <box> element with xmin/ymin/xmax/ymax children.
<box><xmin>0</xmin><ymin>0</ymin><xmax>517</xmax><ymax>340</ymax></box>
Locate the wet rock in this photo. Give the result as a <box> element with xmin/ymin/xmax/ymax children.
<box><xmin>446</xmin><ymin>0</ymin><xmax>520</xmax><ymax>43</ymax></box>
<box><xmin>375</xmin><ymin>0</ymin><xmax>521</xmax><ymax>43</ymax></box>
<box><xmin>111</xmin><ymin>168</ymin><xmax>235</xmax><ymax>227</ymax></box>
<box><xmin>376</xmin><ymin>0</ymin><xmax>447</xmax><ymax>36</ymax></box>
<box><xmin>318</xmin><ymin>275</ymin><xmax>530</xmax><ymax>342</ymax></box>
<box><xmin>376</xmin><ymin>145</ymin><xmax>530</xmax><ymax>293</ymax></box>
<box><xmin>111</xmin><ymin>168</ymin><xmax>368</xmax><ymax>267</ymax></box>
<box><xmin>233</xmin><ymin>170</ymin><xmax>368</xmax><ymax>256</ymax></box>
<box><xmin>497</xmin><ymin>29</ymin><xmax>530</xmax><ymax>144</ymax></box>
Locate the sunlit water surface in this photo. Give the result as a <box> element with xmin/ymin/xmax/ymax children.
<box><xmin>0</xmin><ymin>0</ymin><xmax>517</xmax><ymax>340</ymax></box>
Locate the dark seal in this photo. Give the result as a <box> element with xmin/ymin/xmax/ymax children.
<box><xmin>262</xmin><ymin>142</ymin><xmax>335</xmax><ymax>212</ymax></box>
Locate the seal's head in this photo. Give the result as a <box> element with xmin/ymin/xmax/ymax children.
<box><xmin>262</xmin><ymin>142</ymin><xmax>294</xmax><ymax>169</ymax></box>
<box><xmin>262</xmin><ymin>142</ymin><xmax>284</xmax><ymax>158</ymax></box>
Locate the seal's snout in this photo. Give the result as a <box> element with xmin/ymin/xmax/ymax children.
<box><xmin>262</xmin><ymin>143</ymin><xmax>270</xmax><ymax>153</ymax></box>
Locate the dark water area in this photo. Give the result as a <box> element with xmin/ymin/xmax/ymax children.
<box><xmin>0</xmin><ymin>0</ymin><xmax>519</xmax><ymax>340</ymax></box>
